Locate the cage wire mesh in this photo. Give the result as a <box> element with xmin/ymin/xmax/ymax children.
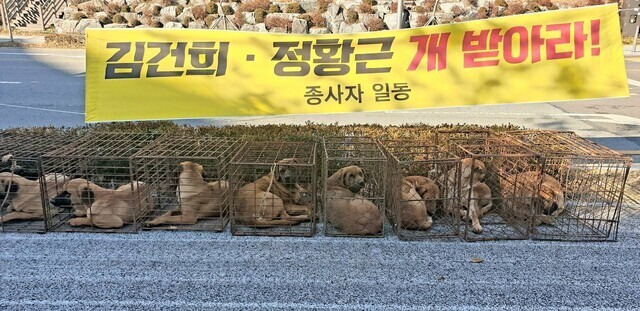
<box><xmin>133</xmin><ymin>135</ymin><xmax>241</xmax><ymax>231</ymax></box>
<box><xmin>229</xmin><ymin>141</ymin><xmax>317</xmax><ymax>237</ymax></box>
<box><xmin>0</xmin><ymin>130</ymin><xmax>83</xmax><ymax>233</ymax></box>
<box><xmin>438</xmin><ymin>130</ymin><xmax>543</xmax><ymax>241</ymax></box>
<box><xmin>382</xmin><ymin>140</ymin><xmax>461</xmax><ymax>240</ymax></box>
<box><xmin>322</xmin><ymin>137</ymin><xmax>387</xmax><ymax>237</ymax></box>
<box><xmin>42</xmin><ymin>132</ymin><xmax>159</xmax><ymax>233</ymax></box>
<box><xmin>505</xmin><ymin>130</ymin><xmax>632</xmax><ymax>241</ymax></box>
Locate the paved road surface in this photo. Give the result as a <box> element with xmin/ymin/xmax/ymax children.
<box><xmin>1</xmin><ymin>47</ymin><xmax>639</xmax><ymax>310</ymax></box>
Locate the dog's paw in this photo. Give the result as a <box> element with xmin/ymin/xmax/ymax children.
<box><xmin>472</xmin><ymin>225</ymin><xmax>483</xmax><ymax>234</ymax></box>
<box><xmin>68</xmin><ymin>218</ymin><xmax>83</xmax><ymax>226</ymax></box>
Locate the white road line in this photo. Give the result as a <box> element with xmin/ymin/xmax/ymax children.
<box><xmin>0</xmin><ymin>52</ymin><xmax>84</xmax><ymax>59</ymax></box>
<box><xmin>629</xmin><ymin>79</ymin><xmax>640</xmax><ymax>87</ymax></box>
<box><xmin>0</xmin><ymin>103</ymin><xmax>84</xmax><ymax>115</ymax></box>
<box><xmin>0</xmin><ymin>81</ymin><xmax>21</xmax><ymax>84</ymax></box>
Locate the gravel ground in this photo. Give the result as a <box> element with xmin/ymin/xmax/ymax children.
<box><xmin>1</xmin><ymin>212</ymin><xmax>639</xmax><ymax>310</ymax></box>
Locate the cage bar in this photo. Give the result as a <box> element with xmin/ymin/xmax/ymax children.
<box><xmin>133</xmin><ymin>135</ymin><xmax>241</xmax><ymax>231</ymax></box>
<box><xmin>505</xmin><ymin>130</ymin><xmax>632</xmax><ymax>241</ymax></box>
<box><xmin>322</xmin><ymin>137</ymin><xmax>387</xmax><ymax>237</ymax></box>
<box><xmin>229</xmin><ymin>141</ymin><xmax>317</xmax><ymax>237</ymax></box>
<box><xmin>382</xmin><ymin>140</ymin><xmax>461</xmax><ymax>240</ymax></box>
<box><xmin>0</xmin><ymin>129</ymin><xmax>83</xmax><ymax>233</ymax></box>
<box><xmin>42</xmin><ymin>132</ymin><xmax>158</xmax><ymax>233</ymax></box>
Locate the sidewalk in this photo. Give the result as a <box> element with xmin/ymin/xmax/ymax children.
<box><xmin>0</xmin><ymin>34</ymin><xmax>45</xmax><ymax>45</ymax></box>
<box><xmin>624</xmin><ymin>44</ymin><xmax>640</xmax><ymax>57</ymax></box>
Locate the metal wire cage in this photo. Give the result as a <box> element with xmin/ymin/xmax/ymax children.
<box><xmin>438</xmin><ymin>131</ymin><xmax>544</xmax><ymax>241</ymax></box>
<box><xmin>229</xmin><ymin>141</ymin><xmax>317</xmax><ymax>237</ymax></box>
<box><xmin>381</xmin><ymin>140</ymin><xmax>461</xmax><ymax>240</ymax></box>
<box><xmin>505</xmin><ymin>130</ymin><xmax>632</xmax><ymax>241</ymax></box>
<box><xmin>322</xmin><ymin>137</ymin><xmax>387</xmax><ymax>237</ymax></box>
<box><xmin>41</xmin><ymin>132</ymin><xmax>158</xmax><ymax>233</ymax></box>
<box><xmin>0</xmin><ymin>130</ymin><xmax>83</xmax><ymax>233</ymax></box>
<box><xmin>132</xmin><ymin>135</ymin><xmax>241</xmax><ymax>231</ymax></box>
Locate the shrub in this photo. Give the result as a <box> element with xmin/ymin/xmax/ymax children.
<box><xmin>451</xmin><ymin>5</ymin><xmax>464</xmax><ymax>17</ymax></box>
<box><xmin>264</xmin><ymin>16</ymin><xmax>292</xmax><ymax>30</ymax></box>
<box><xmin>494</xmin><ymin>0</ymin><xmax>508</xmax><ymax>7</ymax></box>
<box><xmin>192</xmin><ymin>5</ymin><xmax>207</xmax><ymax>20</ymax></box>
<box><xmin>241</xmin><ymin>0</ymin><xmax>270</xmax><ymax>12</ymax></box>
<box><xmin>538</xmin><ymin>0</ymin><xmax>553</xmax><ymax>7</ymax></box>
<box><xmin>97</xmin><ymin>15</ymin><xmax>112</xmax><ymax>25</ymax></box>
<box><xmin>476</xmin><ymin>6</ymin><xmax>489</xmax><ymax>19</ymax></box>
<box><xmin>309</xmin><ymin>11</ymin><xmax>325</xmax><ymax>27</ymax></box>
<box><xmin>255</xmin><ymin>8</ymin><xmax>266</xmax><ymax>23</ymax></box>
<box><xmin>69</xmin><ymin>12</ymin><xmax>86</xmax><ymax>21</ymax></box>
<box><xmin>120</xmin><ymin>4</ymin><xmax>131</xmax><ymax>13</ymax></box>
<box><xmin>143</xmin><ymin>5</ymin><xmax>161</xmax><ymax>17</ymax></box>
<box><xmin>234</xmin><ymin>10</ymin><xmax>245</xmax><ymax>26</ymax></box>
<box><xmin>268</xmin><ymin>4</ymin><xmax>281</xmax><ymax>13</ymax></box>
<box><xmin>161</xmin><ymin>14</ymin><xmax>177</xmax><ymax>24</ymax></box>
<box><xmin>465</xmin><ymin>0</ymin><xmax>478</xmax><ymax>7</ymax></box>
<box><xmin>181</xmin><ymin>16</ymin><xmax>193</xmax><ymax>28</ymax></box>
<box><xmin>162</xmin><ymin>0</ymin><xmax>174</xmax><ymax>6</ymax></box>
<box><xmin>362</xmin><ymin>0</ymin><xmax>376</xmax><ymax>5</ymax></box>
<box><xmin>205</xmin><ymin>14</ymin><xmax>217</xmax><ymax>27</ymax></box>
<box><xmin>317</xmin><ymin>0</ymin><xmax>332</xmax><ymax>13</ymax></box>
<box><xmin>298</xmin><ymin>13</ymin><xmax>312</xmax><ymax>24</ymax></box>
<box><xmin>359</xmin><ymin>3</ymin><xmax>375</xmax><ymax>13</ymax></box>
<box><xmin>424</xmin><ymin>0</ymin><xmax>437</xmax><ymax>11</ymax></box>
<box><xmin>413</xmin><ymin>6</ymin><xmax>426</xmax><ymax>14</ymax></box>
<box><xmin>83</xmin><ymin>4</ymin><xmax>97</xmax><ymax>17</ymax></box>
<box><xmin>415</xmin><ymin>14</ymin><xmax>428</xmax><ymax>27</ymax></box>
<box><xmin>221</xmin><ymin>5</ymin><xmax>234</xmax><ymax>15</ymax></box>
<box><xmin>206</xmin><ymin>1</ymin><xmax>218</xmax><ymax>14</ymax></box>
<box><xmin>503</xmin><ymin>2</ymin><xmax>525</xmax><ymax>15</ymax></box>
<box><xmin>525</xmin><ymin>2</ymin><xmax>541</xmax><ymax>12</ymax></box>
<box><xmin>364</xmin><ymin>17</ymin><xmax>384</xmax><ymax>31</ymax></box>
<box><xmin>390</xmin><ymin>2</ymin><xmax>397</xmax><ymax>13</ymax></box>
<box><xmin>286</xmin><ymin>3</ymin><xmax>304</xmax><ymax>13</ymax></box>
<box><xmin>345</xmin><ymin>8</ymin><xmax>358</xmax><ymax>24</ymax></box>
<box><xmin>176</xmin><ymin>5</ymin><xmax>184</xmax><ymax>15</ymax></box>
<box><xmin>112</xmin><ymin>14</ymin><xmax>126</xmax><ymax>24</ymax></box>
<box><xmin>105</xmin><ymin>3</ymin><xmax>121</xmax><ymax>15</ymax></box>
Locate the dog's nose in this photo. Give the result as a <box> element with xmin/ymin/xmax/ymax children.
<box><xmin>358</xmin><ymin>181</ymin><xmax>365</xmax><ymax>187</ymax></box>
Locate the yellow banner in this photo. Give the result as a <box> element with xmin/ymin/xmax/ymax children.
<box><xmin>86</xmin><ymin>4</ymin><xmax>628</xmax><ymax>122</ymax></box>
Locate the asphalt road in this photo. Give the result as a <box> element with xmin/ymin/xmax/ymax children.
<box><xmin>1</xmin><ymin>47</ymin><xmax>639</xmax><ymax>310</ymax></box>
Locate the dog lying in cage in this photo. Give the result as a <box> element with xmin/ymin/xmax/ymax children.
<box><xmin>441</xmin><ymin>158</ymin><xmax>492</xmax><ymax>234</ymax></box>
<box><xmin>501</xmin><ymin>171</ymin><xmax>565</xmax><ymax>226</ymax></box>
<box><xmin>399</xmin><ymin>176</ymin><xmax>440</xmax><ymax>230</ymax></box>
<box><xmin>234</xmin><ymin>158</ymin><xmax>312</xmax><ymax>227</ymax></box>
<box><xmin>326</xmin><ymin>165</ymin><xmax>383</xmax><ymax>235</ymax></box>
<box><xmin>50</xmin><ymin>178</ymin><xmax>152</xmax><ymax>229</ymax></box>
<box><xmin>0</xmin><ymin>172</ymin><xmax>69</xmax><ymax>223</ymax></box>
<box><xmin>145</xmin><ymin>161</ymin><xmax>228</xmax><ymax>226</ymax></box>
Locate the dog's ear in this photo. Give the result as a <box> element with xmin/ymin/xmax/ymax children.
<box><xmin>341</xmin><ymin>169</ymin><xmax>350</xmax><ymax>188</ymax></box>
<box><xmin>359</xmin><ymin>167</ymin><xmax>366</xmax><ymax>181</ymax></box>
<box><xmin>80</xmin><ymin>187</ymin><xmax>95</xmax><ymax>206</ymax></box>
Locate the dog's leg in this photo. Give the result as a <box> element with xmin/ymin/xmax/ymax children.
<box><xmin>479</xmin><ymin>201</ymin><xmax>493</xmax><ymax>216</ymax></box>
<box><xmin>69</xmin><ymin>217</ymin><xmax>92</xmax><ymax>227</ymax></box>
<box><xmin>84</xmin><ymin>214</ymin><xmax>124</xmax><ymax>229</ymax></box>
<box><xmin>0</xmin><ymin>211</ymin><xmax>42</xmax><ymax>222</ymax></box>
<box><xmin>283</xmin><ymin>204</ymin><xmax>311</xmax><ymax>217</ymax></box>
<box><xmin>468</xmin><ymin>200</ymin><xmax>483</xmax><ymax>234</ymax></box>
<box><xmin>418</xmin><ymin>215</ymin><xmax>433</xmax><ymax>230</ymax></box>
<box><xmin>146</xmin><ymin>211</ymin><xmax>198</xmax><ymax>226</ymax></box>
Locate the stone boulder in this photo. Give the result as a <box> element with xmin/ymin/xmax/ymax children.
<box><xmin>309</xmin><ymin>27</ymin><xmax>330</xmax><ymax>34</ymax></box>
<box><xmin>104</xmin><ymin>23</ymin><xmax>128</xmax><ymax>28</ymax></box>
<box><xmin>383</xmin><ymin>13</ymin><xmax>398</xmax><ymax>30</ymax></box>
<box><xmin>121</xmin><ymin>12</ymin><xmax>138</xmax><ymax>24</ymax></box>
<box><xmin>74</xmin><ymin>18</ymin><xmax>102</xmax><ymax>34</ymax></box>
<box><xmin>62</xmin><ymin>7</ymin><xmax>78</xmax><ymax>20</ymax></box>
<box><xmin>163</xmin><ymin>21</ymin><xmax>184</xmax><ymax>28</ymax></box>
<box><xmin>299</xmin><ymin>1</ymin><xmax>317</xmax><ymax>13</ymax></box>
<box><xmin>241</xmin><ymin>24</ymin><xmax>259</xmax><ymax>32</ymax></box>
<box><xmin>340</xmin><ymin>22</ymin><xmax>367</xmax><ymax>33</ymax></box>
<box><xmin>291</xmin><ymin>18</ymin><xmax>308</xmax><ymax>34</ymax></box>
<box><xmin>358</xmin><ymin>13</ymin><xmax>377</xmax><ymax>25</ymax></box>
<box><xmin>243</xmin><ymin>12</ymin><xmax>255</xmax><ymax>25</ymax></box>
<box><xmin>269</xmin><ymin>26</ymin><xmax>287</xmax><ymax>33</ymax></box>
<box><xmin>53</xmin><ymin>19</ymin><xmax>79</xmax><ymax>34</ymax></box>
<box><xmin>160</xmin><ymin>6</ymin><xmax>177</xmax><ymax>18</ymax></box>
<box><xmin>188</xmin><ymin>20</ymin><xmax>207</xmax><ymax>29</ymax></box>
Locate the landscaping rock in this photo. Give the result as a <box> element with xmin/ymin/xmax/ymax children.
<box><xmin>163</xmin><ymin>21</ymin><xmax>184</xmax><ymax>28</ymax></box>
<box><xmin>74</xmin><ymin>18</ymin><xmax>102</xmax><ymax>34</ymax></box>
<box><xmin>243</xmin><ymin>12</ymin><xmax>256</xmax><ymax>25</ymax></box>
<box><xmin>309</xmin><ymin>26</ymin><xmax>329</xmax><ymax>34</ymax></box>
<box><xmin>299</xmin><ymin>1</ymin><xmax>317</xmax><ymax>13</ymax></box>
<box><xmin>358</xmin><ymin>13</ymin><xmax>377</xmax><ymax>25</ymax></box>
<box><xmin>269</xmin><ymin>26</ymin><xmax>287</xmax><ymax>33</ymax></box>
<box><xmin>291</xmin><ymin>18</ymin><xmax>308</xmax><ymax>34</ymax></box>
<box><xmin>339</xmin><ymin>22</ymin><xmax>366</xmax><ymax>33</ymax></box>
<box><xmin>53</xmin><ymin>19</ymin><xmax>79</xmax><ymax>34</ymax></box>
<box><xmin>62</xmin><ymin>7</ymin><xmax>78</xmax><ymax>20</ymax></box>
<box><xmin>255</xmin><ymin>23</ymin><xmax>268</xmax><ymax>32</ymax></box>
<box><xmin>372</xmin><ymin>4</ymin><xmax>390</xmax><ymax>15</ymax></box>
<box><xmin>241</xmin><ymin>24</ymin><xmax>260</xmax><ymax>32</ymax></box>
<box><xmin>188</xmin><ymin>20</ymin><xmax>207</xmax><ymax>29</ymax></box>
<box><xmin>383</xmin><ymin>12</ymin><xmax>398</xmax><ymax>30</ymax></box>
<box><xmin>160</xmin><ymin>6</ymin><xmax>177</xmax><ymax>18</ymax></box>
<box><xmin>104</xmin><ymin>23</ymin><xmax>128</xmax><ymax>28</ymax></box>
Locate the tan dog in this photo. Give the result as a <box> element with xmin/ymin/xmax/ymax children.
<box><xmin>325</xmin><ymin>165</ymin><xmax>383</xmax><ymax>235</ymax></box>
<box><xmin>146</xmin><ymin>161</ymin><xmax>228</xmax><ymax>226</ymax></box>
<box><xmin>399</xmin><ymin>176</ymin><xmax>439</xmax><ymax>230</ymax></box>
<box><xmin>501</xmin><ymin>171</ymin><xmax>565</xmax><ymax>226</ymax></box>
<box><xmin>234</xmin><ymin>158</ymin><xmax>311</xmax><ymax>227</ymax></box>
<box><xmin>442</xmin><ymin>158</ymin><xmax>492</xmax><ymax>234</ymax></box>
<box><xmin>50</xmin><ymin>178</ymin><xmax>151</xmax><ymax>229</ymax></box>
<box><xmin>0</xmin><ymin>172</ymin><xmax>69</xmax><ymax>222</ymax></box>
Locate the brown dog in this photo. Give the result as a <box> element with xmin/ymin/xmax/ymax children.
<box><xmin>146</xmin><ymin>161</ymin><xmax>228</xmax><ymax>226</ymax></box>
<box><xmin>234</xmin><ymin>158</ymin><xmax>311</xmax><ymax>227</ymax></box>
<box><xmin>442</xmin><ymin>158</ymin><xmax>492</xmax><ymax>234</ymax></box>
<box><xmin>399</xmin><ymin>176</ymin><xmax>439</xmax><ymax>230</ymax></box>
<box><xmin>0</xmin><ymin>172</ymin><xmax>69</xmax><ymax>222</ymax></box>
<box><xmin>50</xmin><ymin>178</ymin><xmax>151</xmax><ymax>229</ymax></box>
<box><xmin>325</xmin><ymin>165</ymin><xmax>383</xmax><ymax>235</ymax></box>
<box><xmin>501</xmin><ymin>171</ymin><xmax>565</xmax><ymax>226</ymax></box>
